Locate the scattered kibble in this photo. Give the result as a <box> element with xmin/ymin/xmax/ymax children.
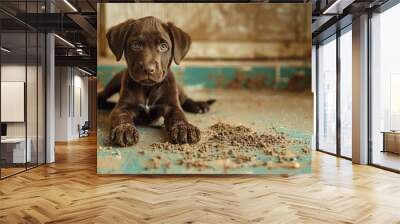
<box><xmin>147</xmin><ymin>122</ymin><xmax>310</xmax><ymax>171</ymax></box>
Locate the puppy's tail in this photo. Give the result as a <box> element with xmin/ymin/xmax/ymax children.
<box><xmin>206</xmin><ymin>99</ymin><xmax>216</xmax><ymax>105</ymax></box>
<box><xmin>182</xmin><ymin>98</ymin><xmax>216</xmax><ymax>114</ymax></box>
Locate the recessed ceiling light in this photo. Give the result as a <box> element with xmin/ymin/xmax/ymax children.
<box><xmin>78</xmin><ymin>67</ymin><xmax>93</xmax><ymax>76</ymax></box>
<box><xmin>54</xmin><ymin>34</ymin><xmax>75</xmax><ymax>48</ymax></box>
<box><xmin>322</xmin><ymin>0</ymin><xmax>354</xmax><ymax>15</ymax></box>
<box><xmin>1</xmin><ymin>47</ymin><xmax>11</xmax><ymax>53</ymax></box>
<box><xmin>63</xmin><ymin>0</ymin><xmax>78</xmax><ymax>12</ymax></box>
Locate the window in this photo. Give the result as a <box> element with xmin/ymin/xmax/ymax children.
<box><xmin>0</xmin><ymin>1</ymin><xmax>46</xmax><ymax>179</ymax></box>
<box><xmin>317</xmin><ymin>35</ymin><xmax>337</xmax><ymax>154</ymax></box>
<box><xmin>339</xmin><ymin>27</ymin><xmax>352</xmax><ymax>158</ymax></box>
<box><xmin>370</xmin><ymin>2</ymin><xmax>400</xmax><ymax>171</ymax></box>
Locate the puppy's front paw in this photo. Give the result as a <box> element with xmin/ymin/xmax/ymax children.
<box><xmin>182</xmin><ymin>99</ymin><xmax>216</xmax><ymax>114</ymax></box>
<box><xmin>111</xmin><ymin>123</ymin><xmax>139</xmax><ymax>147</ymax></box>
<box><xmin>169</xmin><ymin>122</ymin><xmax>200</xmax><ymax>144</ymax></box>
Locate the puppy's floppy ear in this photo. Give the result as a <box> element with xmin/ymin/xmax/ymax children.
<box><xmin>167</xmin><ymin>22</ymin><xmax>191</xmax><ymax>65</ymax></box>
<box><xmin>106</xmin><ymin>19</ymin><xmax>134</xmax><ymax>61</ymax></box>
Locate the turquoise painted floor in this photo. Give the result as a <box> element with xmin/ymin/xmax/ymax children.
<box><xmin>97</xmin><ymin>88</ymin><xmax>313</xmax><ymax>175</ymax></box>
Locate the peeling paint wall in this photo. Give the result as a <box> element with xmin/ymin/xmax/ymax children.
<box><xmin>100</xmin><ymin>3</ymin><xmax>311</xmax><ymax>61</ymax></box>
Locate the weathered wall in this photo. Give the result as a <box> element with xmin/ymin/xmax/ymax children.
<box><xmin>100</xmin><ymin>3</ymin><xmax>311</xmax><ymax>61</ymax></box>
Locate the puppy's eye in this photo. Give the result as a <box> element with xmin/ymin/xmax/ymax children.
<box><xmin>158</xmin><ymin>43</ymin><xmax>169</xmax><ymax>52</ymax></box>
<box><xmin>130</xmin><ymin>41</ymin><xmax>142</xmax><ymax>51</ymax></box>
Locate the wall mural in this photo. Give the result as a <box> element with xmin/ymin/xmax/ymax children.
<box><xmin>97</xmin><ymin>3</ymin><xmax>312</xmax><ymax>175</ymax></box>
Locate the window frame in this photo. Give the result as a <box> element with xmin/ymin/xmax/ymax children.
<box><xmin>315</xmin><ymin>23</ymin><xmax>353</xmax><ymax>161</ymax></box>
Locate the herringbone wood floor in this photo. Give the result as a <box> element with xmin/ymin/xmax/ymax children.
<box><xmin>1</xmin><ymin>135</ymin><xmax>400</xmax><ymax>224</ymax></box>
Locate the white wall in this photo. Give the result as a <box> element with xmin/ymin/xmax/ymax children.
<box><xmin>1</xmin><ymin>65</ymin><xmax>36</xmax><ymax>138</ymax></box>
<box><xmin>55</xmin><ymin>67</ymin><xmax>89</xmax><ymax>141</ymax></box>
<box><xmin>71</xmin><ymin>73</ymin><xmax>89</xmax><ymax>139</ymax></box>
<box><xmin>55</xmin><ymin>67</ymin><xmax>69</xmax><ymax>141</ymax></box>
<box><xmin>1</xmin><ymin>64</ymin><xmax>46</xmax><ymax>164</ymax></box>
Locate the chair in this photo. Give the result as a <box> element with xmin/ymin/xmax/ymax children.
<box><xmin>78</xmin><ymin>121</ymin><xmax>90</xmax><ymax>138</ymax></box>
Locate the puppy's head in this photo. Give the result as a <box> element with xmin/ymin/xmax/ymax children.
<box><xmin>106</xmin><ymin>16</ymin><xmax>191</xmax><ymax>86</ymax></box>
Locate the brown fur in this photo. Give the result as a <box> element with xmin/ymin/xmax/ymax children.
<box><xmin>101</xmin><ymin>17</ymin><xmax>214</xmax><ymax>146</ymax></box>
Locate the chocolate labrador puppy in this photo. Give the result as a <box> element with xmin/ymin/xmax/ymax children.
<box><xmin>100</xmin><ymin>17</ymin><xmax>214</xmax><ymax>147</ymax></box>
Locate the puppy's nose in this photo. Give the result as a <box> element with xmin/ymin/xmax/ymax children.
<box><xmin>144</xmin><ymin>63</ymin><xmax>156</xmax><ymax>75</ymax></box>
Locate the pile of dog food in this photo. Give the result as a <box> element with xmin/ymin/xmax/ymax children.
<box><xmin>147</xmin><ymin>122</ymin><xmax>309</xmax><ymax>171</ymax></box>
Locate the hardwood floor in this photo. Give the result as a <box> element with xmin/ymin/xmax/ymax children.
<box><xmin>372</xmin><ymin>151</ymin><xmax>400</xmax><ymax>171</ymax></box>
<box><xmin>1</xmin><ymin>167</ymin><xmax>26</xmax><ymax>178</ymax></box>
<box><xmin>1</xmin><ymin>135</ymin><xmax>400</xmax><ymax>224</ymax></box>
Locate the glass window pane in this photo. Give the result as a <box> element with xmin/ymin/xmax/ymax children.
<box><xmin>318</xmin><ymin>36</ymin><xmax>337</xmax><ymax>154</ymax></box>
<box><xmin>1</xmin><ymin>0</ymin><xmax>46</xmax><ymax>179</ymax></box>
<box><xmin>1</xmin><ymin>31</ymin><xmax>27</xmax><ymax>177</ymax></box>
<box><xmin>27</xmin><ymin>31</ymin><xmax>38</xmax><ymax>169</ymax></box>
<box><xmin>371</xmin><ymin>3</ymin><xmax>400</xmax><ymax>171</ymax></box>
<box><xmin>340</xmin><ymin>28</ymin><xmax>352</xmax><ymax>158</ymax></box>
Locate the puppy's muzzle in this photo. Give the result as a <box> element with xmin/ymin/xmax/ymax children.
<box><xmin>140</xmin><ymin>63</ymin><xmax>156</xmax><ymax>76</ymax></box>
